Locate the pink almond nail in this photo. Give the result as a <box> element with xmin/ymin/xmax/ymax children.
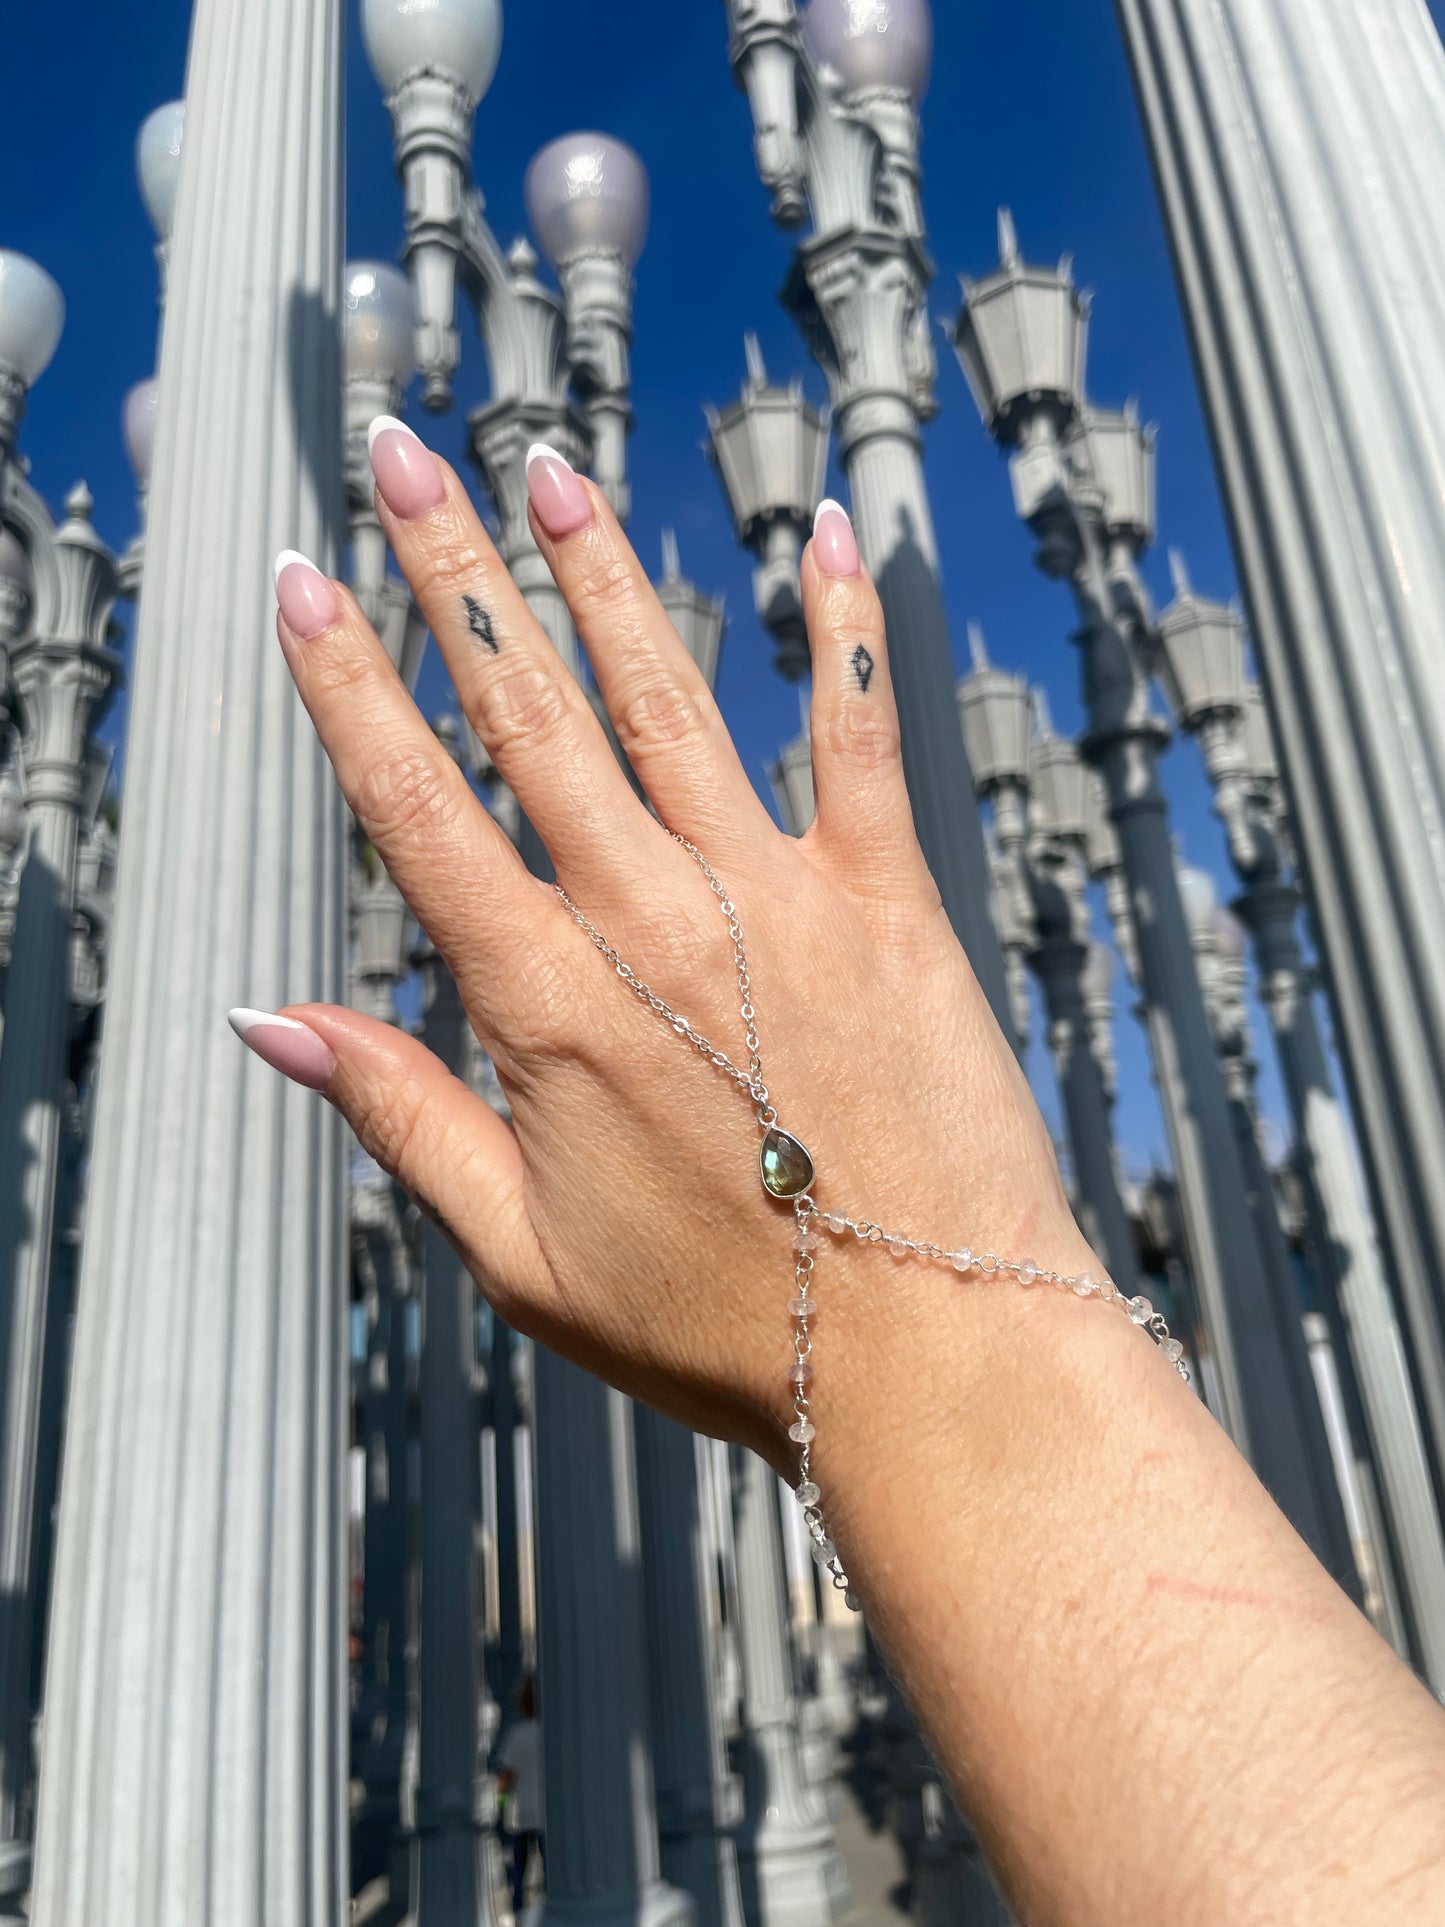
<box><xmin>813</xmin><ymin>499</ymin><xmax>861</xmax><ymax>579</ymax></box>
<box><xmin>526</xmin><ymin>442</ymin><xmax>593</xmax><ymax>539</ymax></box>
<box><xmin>228</xmin><ymin>1008</ymin><xmax>337</xmax><ymax>1092</ymax></box>
<box><xmin>368</xmin><ymin>415</ymin><xmax>446</xmax><ymax>520</ymax></box>
<box><xmin>274</xmin><ymin>550</ymin><xmax>339</xmax><ymax>639</ymax></box>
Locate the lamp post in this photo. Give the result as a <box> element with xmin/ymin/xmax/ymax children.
<box><xmin>342</xmin><ymin>260</ymin><xmax>421</xmax><ymax>646</ymax></box>
<box><xmin>1113</xmin><ymin>0</ymin><xmax>1445</xmax><ymax>1514</ymax></box>
<box><xmin>730</xmin><ymin>1448</ymin><xmax>849</xmax><ymax>1927</ymax></box>
<box><xmin>952</xmin><ymin>220</ymin><xmax>1359</xmax><ymax>1586</ymax></box>
<box><xmin>31</xmin><ymin>2</ymin><xmax>350</xmax><ymax>1916</ymax></box>
<box><xmin>724</xmin><ymin>0</ymin><xmax>1013</xmax><ymax>1038</ymax></box>
<box><xmin>364</xmin><ymin>22</ymin><xmax>695</xmax><ymax>1922</ymax></box>
<box><xmin>0</xmin><ymin>460</ymin><xmax>119</xmax><ymax>1909</ymax></box>
<box><xmin>1156</xmin><ymin>569</ymin><xmax>1445</xmax><ymax>1688</ymax></box>
<box><xmin>958</xmin><ymin>637</ymin><xmax>1140</xmax><ymax>1292</ymax></box>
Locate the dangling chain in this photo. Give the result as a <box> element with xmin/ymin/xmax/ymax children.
<box><xmin>556</xmin><ymin>835</ymin><xmax>1190</xmax><ymax>1611</ymax></box>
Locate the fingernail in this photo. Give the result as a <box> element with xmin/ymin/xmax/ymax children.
<box><xmin>228</xmin><ymin>1008</ymin><xmax>337</xmax><ymax>1092</ymax></box>
<box><xmin>369</xmin><ymin>414</ymin><xmax>446</xmax><ymax>520</ymax></box>
<box><xmin>274</xmin><ymin>551</ymin><xmax>339</xmax><ymax>639</ymax></box>
<box><xmin>526</xmin><ymin>442</ymin><xmax>593</xmax><ymax>539</ymax></box>
<box><xmin>813</xmin><ymin>499</ymin><xmax>861</xmax><ymax>579</ymax></box>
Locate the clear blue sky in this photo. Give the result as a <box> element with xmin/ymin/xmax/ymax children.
<box><xmin>10</xmin><ymin>0</ymin><xmax>1422</xmax><ymax>1172</ymax></box>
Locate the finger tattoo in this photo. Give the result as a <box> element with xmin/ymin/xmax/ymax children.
<box><xmin>463</xmin><ymin>594</ymin><xmax>499</xmax><ymax>653</ymax></box>
<box><xmin>850</xmin><ymin>643</ymin><xmax>876</xmax><ymax>694</ymax></box>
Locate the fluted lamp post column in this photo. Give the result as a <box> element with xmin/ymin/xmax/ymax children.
<box><xmin>1156</xmin><ymin>569</ymin><xmax>1445</xmax><ymax>1688</ymax></box>
<box><xmin>953</xmin><ymin>223</ymin><xmax>1358</xmax><ymax>1582</ymax></box>
<box><xmin>0</xmin><ymin>465</ymin><xmax>119</xmax><ymax>1913</ymax></box>
<box><xmin>30</xmin><ymin>1</ymin><xmax>351</xmax><ymax>1917</ymax></box>
<box><xmin>724</xmin><ymin>0</ymin><xmax>1013</xmax><ymax>1036</ymax></box>
<box><xmin>1113</xmin><ymin>0</ymin><xmax>1445</xmax><ymax>1510</ymax></box>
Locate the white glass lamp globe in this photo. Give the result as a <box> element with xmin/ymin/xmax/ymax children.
<box><xmin>524</xmin><ymin>134</ymin><xmax>650</xmax><ymax>268</ymax></box>
<box><xmin>136</xmin><ymin>101</ymin><xmax>186</xmax><ymax>240</ymax></box>
<box><xmin>343</xmin><ymin>262</ymin><xmax>416</xmax><ymax>387</ymax></box>
<box><xmin>123</xmin><ymin>378</ymin><xmax>160</xmax><ymax>487</ymax></box>
<box><xmin>802</xmin><ymin>0</ymin><xmax>934</xmax><ymax>101</ymax></box>
<box><xmin>361</xmin><ymin>0</ymin><xmax>503</xmax><ymax>100</ymax></box>
<box><xmin>0</xmin><ymin>252</ymin><xmax>64</xmax><ymax>388</ymax></box>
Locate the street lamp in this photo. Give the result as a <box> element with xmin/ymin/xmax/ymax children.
<box><xmin>655</xmin><ymin>530</ymin><xmax>726</xmax><ymax>693</ymax></box>
<box><xmin>725</xmin><ymin>0</ymin><xmax>1013</xmax><ymax>1039</ymax></box>
<box><xmin>953</xmin><ymin>216</ymin><xmax>1360</xmax><ymax>1585</ymax></box>
<box><xmin>705</xmin><ymin>335</ymin><xmax>830</xmax><ymax>683</ymax></box>
<box><xmin>0</xmin><ymin>252</ymin><xmax>64</xmax><ymax>459</ymax></box>
<box><xmin>1157</xmin><ymin>560</ymin><xmax>1445</xmax><ymax>1680</ymax></box>
<box><xmin>136</xmin><ymin>100</ymin><xmax>186</xmax><ymax>240</ymax></box>
<box><xmin>342</xmin><ymin>260</ymin><xmax>417</xmax><ymax>629</ymax></box>
<box><xmin>525</xmin><ymin>131</ymin><xmax>648</xmax><ymax>520</ymax></box>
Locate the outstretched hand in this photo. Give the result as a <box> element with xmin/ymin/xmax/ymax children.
<box><xmin>251</xmin><ymin>422</ymin><xmax>1087</xmax><ymax>1470</ymax></box>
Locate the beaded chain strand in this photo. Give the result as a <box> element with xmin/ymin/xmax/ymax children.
<box><xmin>557</xmin><ymin>836</ymin><xmax>1190</xmax><ymax>1610</ymax></box>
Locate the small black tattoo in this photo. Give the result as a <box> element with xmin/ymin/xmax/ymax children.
<box><xmin>850</xmin><ymin>643</ymin><xmax>876</xmax><ymax>693</ymax></box>
<box><xmin>463</xmin><ymin>594</ymin><xmax>499</xmax><ymax>653</ymax></box>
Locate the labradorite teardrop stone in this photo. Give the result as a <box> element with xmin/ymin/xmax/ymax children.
<box><xmin>760</xmin><ymin>1127</ymin><xmax>815</xmax><ymax>1199</ymax></box>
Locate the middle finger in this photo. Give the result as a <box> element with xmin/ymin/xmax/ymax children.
<box><xmin>367</xmin><ymin>417</ymin><xmax>657</xmax><ymax>891</ymax></box>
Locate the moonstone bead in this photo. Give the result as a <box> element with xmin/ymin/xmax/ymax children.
<box><xmin>1019</xmin><ymin>1259</ymin><xmax>1039</xmax><ymax>1285</ymax></box>
<box><xmin>822</xmin><ymin>1211</ymin><xmax>848</xmax><ymax>1233</ymax></box>
<box><xmin>1072</xmin><ymin>1274</ymin><xmax>1096</xmax><ymax>1297</ymax></box>
<box><xmin>1163</xmin><ymin>1337</ymin><xmax>1184</xmax><ymax>1363</ymax></box>
<box><xmin>796</xmin><ymin>1480</ymin><xmax>821</xmax><ymax>1506</ymax></box>
<box><xmin>788</xmin><ymin>1293</ymin><xmax>814</xmax><ymax>1318</ymax></box>
<box><xmin>793</xmin><ymin>1223</ymin><xmax>815</xmax><ymax>1253</ymax></box>
<box><xmin>811</xmin><ymin>1538</ymin><xmax>837</xmax><ymax>1567</ymax></box>
<box><xmin>788</xmin><ymin>1360</ymin><xmax>814</xmax><ymax>1386</ymax></box>
<box><xmin>950</xmin><ymin>1249</ymin><xmax>973</xmax><ymax>1273</ymax></box>
<box><xmin>788</xmin><ymin>1419</ymin><xmax>816</xmax><ymax>1443</ymax></box>
<box><xmin>1127</xmin><ymin>1296</ymin><xmax>1154</xmax><ymax>1325</ymax></box>
<box><xmin>888</xmin><ymin>1238</ymin><xmax>909</xmax><ymax>1259</ymax></box>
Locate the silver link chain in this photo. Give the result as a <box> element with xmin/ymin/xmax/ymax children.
<box><xmin>556</xmin><ymin>833</ymin><xmax>1191</xmax><ymax>1615</ymax></box>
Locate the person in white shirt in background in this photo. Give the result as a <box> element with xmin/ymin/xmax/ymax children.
<box><xmin>496</xmin><ymin>1674</ymin><xmax>544</xmax><ymax>1916</ymax></box>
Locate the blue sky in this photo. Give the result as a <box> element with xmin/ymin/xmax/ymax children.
<box><xmin>7</xmin><ymin>0</ymin><xmax>1411</xmax><ymax>1173</ymax></box>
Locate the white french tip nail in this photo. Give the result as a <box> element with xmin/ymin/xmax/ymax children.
<box><xmin>526</xmin><ymin>441</ymin><xmax>569</xmax><ymax>472</ymax></box>
<box><xmin>273</xmin><ymin>549</ymin><xmax>316</xmax><ymax>587</ymax></box>
<box><xmin>368</xmin><ymin>413</ymin><xmax>418</xmax><ymax>456</ymax></box>
<box><xmin>228</xmin><ymin>1006</ymin><xmax>308</xmax><ymax>1039</ymax></box>
<box><xmin>814</xmin><ymin>498</ymin><xmax>851</xmax><ymax>532</ymax></box>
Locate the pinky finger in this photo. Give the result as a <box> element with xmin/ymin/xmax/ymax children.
<box><xmin>228</xmin><ymin>1004</ymin><xmax>548</xmax><ymax>1323</ymax></box>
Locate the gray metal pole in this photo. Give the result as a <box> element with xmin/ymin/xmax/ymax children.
<box><xmin>1239</xmin><ymin>882</ymin><xmax>1445</xmax><ymax>1685</ymax></box>
<box><xmin>1113</xmin><ymin>0</ymin><xmax>1445</xmax><ymax>1499</ymax></box>
<box><xmin>531</xmin><ymin>1363</ymin><xmax>694</xmax><ymax>1927</ymax></box>
<box><xmin>634</xmin><ymin>1410</ymin><xmax>746</xmax><ymax>1927</ymax></box>
<box><xmin>0</xmin><ymin>497</ymin><xmax>116</xmax><ymax>1910</ymax></box>
<box><xmin>729</xmin><ymin>1449</ymin><xmax>848</xmax><ymax>1927</ymax></box>
<box><xmin>29</xmin><ymin>0</ymin><xmax>349</xmax><ymax>1915</ymax></box>
<box><xmin>414</xmin><ymin>948</ymin><xmax>498</xmax><ymax>1926</ymax></box>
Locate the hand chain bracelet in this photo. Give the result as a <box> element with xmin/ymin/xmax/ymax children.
<box><xmin>556</xmin><ymin>835</ymin><xmax>1190</xmax><ymax>1611</ymax></box>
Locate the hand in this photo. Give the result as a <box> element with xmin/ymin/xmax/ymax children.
<box><xmin>251</xmin><ymin>423</ymin><xmax>1093</xmax><ymax>1470</ymax></box>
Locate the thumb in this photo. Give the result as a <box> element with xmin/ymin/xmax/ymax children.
<box><xmin>228</xmin><ymin>1003</ymin><xmax>542</xmax><ymax>1314</ymax></box>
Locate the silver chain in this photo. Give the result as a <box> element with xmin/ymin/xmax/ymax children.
<box><xmin>556</xmin><ymin>833</ymin><xmax>1190</xmax><ymax>1615</ymax></box>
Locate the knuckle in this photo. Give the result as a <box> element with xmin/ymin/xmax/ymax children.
<box><xmin>824</xmin><ymin>699</ymin><xmax>901</xmax><ymax>771</ymax></box>
<box><xmin>613</xmin><ymin>677</ymin><xmax>711</xmax><ymax>757</ymax></box>
<box><xmin>304</xmin><ymin>640</ymin><xmax>382</xmax><ymax>702</ymax></box>
<box><xmin>353</xmin><ymin>746</ymin><xmax>461</xmax><ymax>847</ymax></box>
<box><xmin>570</xmin><ymin>553</ymin><xmax>645</xmax><ymax>624</ymax></box>
<box><xmin>355</xmin><ymin>1079</ymin><xmax>433</xmax><ymax>1183</ymax></box>
<box><xmin>471</xmin><ymin>660</ymin><xmax>574</xmax><ymax>757</ymax></box>
<box><xmin>406</xmin><ymin>537</ymin><xmax>490</xmax><ymax>607</ymax></box>
<box><xmin>498</xmin><ymin>949</ymin><xmax>581</xmax><ymax>1057</ymax></box>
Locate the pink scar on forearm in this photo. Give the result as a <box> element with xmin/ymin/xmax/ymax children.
<box><xmin>1145</xmin><ymin>1571</ymin><xmax>1332</xmax><ymax>1621</ymax></box>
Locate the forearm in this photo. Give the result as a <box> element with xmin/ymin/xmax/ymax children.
<box><xmin>816</xmin><ymin>1247</ymin><xmax>1445</xmax><ymax>1926</ymax></box>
